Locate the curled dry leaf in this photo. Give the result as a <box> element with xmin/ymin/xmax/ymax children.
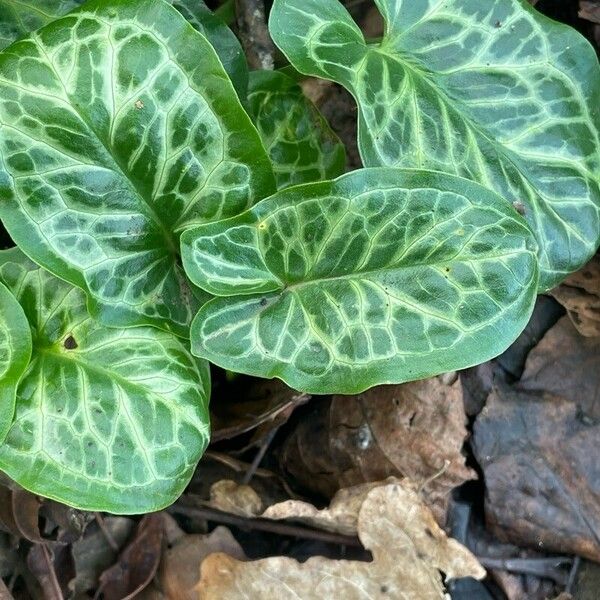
<box><xmin>280</xmin><ymin>378</ymin><xmax>475</xmax><ymax>524</ymax></box>
<box><xmin>98</xmin><ymin>514</ymin><xmax>164</xmax><ymax>600</ymax></box>
<box><xmin>208</xmin><ymin>480</ymin><xmax>264</xmax><ymax>518</ymax></box>
<box><xmin>579</xmin><ymin>1</ymin><xmax>600</xmax><ymax>24</ymax></box>
<box><xmin>158</xmin><ymin>526</ymin><xmax>245</xmax><ymax>600</ymax></box>
<box><xmin>262</xmin><ymin>480</ymin><xmax>389</xmax><ymax>537</ymax></box>
<box><xmin>473</xmin><ymin>317</ymin><xmax>600</xmax><ymax>560</ymax></box>
<box><xmin>550</xmin><ymin>253</ymin><xmax>600</xmax><ymax>337</ymax></box>
<box><xmin>197</xmin><ymin>480</ymin><xmax>484</xmax><ymax>599</ymax></box>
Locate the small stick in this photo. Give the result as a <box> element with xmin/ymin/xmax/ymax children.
<box><xmin>478</xmin><ymin>556</ymin><xmax>572</xmax><ymax>585</ymax></box>
<box><xmin>241</xmin><ymin>426</ymin><xmax>280</xmax><ymax>485</ymax></box>
<box><xmin>565</xmin><ymin>555</ymin><xmax>581</xmax><ymax>593</ymax></box>
<box><xmin>41</xmin><ymin>544</ymin><xmax>64</xmax><ymax>600</ymax></box>
<box><xmin>169</xmin><ymin>505</ymin><xmax>362</xmax><ymax>547</ymax></box>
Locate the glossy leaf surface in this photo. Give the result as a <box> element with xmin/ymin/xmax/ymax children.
<box><xmin>171</xmin><ymin>0</ymin><xmax>248</xmax><ymax>98</ymax></box>
<box><xmin>0</xmin><ymin>281</ymin><xmax>31</xmax><ymax>444</ymax></box>
<box><xmin>248</xmin><ymin>70</ymin><xmax>345</xmax><ymax>189</ymax></box>
<box><xmin>0</xmin><ymin>0</ymin><xmax>85</xmax><ymax>49</ymax></box>
<box><xmin>270</xmin><ymin>0</ymin><xmax>600</xmax><ymax>290</ymax></box>
<box><xmin>0</xmin><ymin>0</ymin><xmax>275</xmax><ymax>336</ymax></box>
<box><xmin>182</xmin><ymin>169</ymin><xmax>539</xmax><ymax>394</ymax></box>
<box><xmin>0</xmin><ymin>0</ymin><xmax>247</xmax><ymax>96</ymax></box>
<box><xmin>0</xmin><ymin>249</ymin><xmax>210</xmax><ymax>513</ymax></box>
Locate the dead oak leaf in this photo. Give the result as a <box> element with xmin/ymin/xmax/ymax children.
<box><xmin>280</xmin><ymin>378</ymin><xmax>475</xmax><ymax>525</ymax></box>
<box><xmin>196</xmin><ymin>480</ymin><xmax>485</xmax><ymax>599</ymax></box>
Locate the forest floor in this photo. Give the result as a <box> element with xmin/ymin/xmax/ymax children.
<box><xmin>0</xmin><ymin>0</ymin><xmax>599</xmax><ymax>599</ymax></box>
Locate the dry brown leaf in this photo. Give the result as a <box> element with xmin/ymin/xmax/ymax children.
<box><xmin>197</xmin><ymin>480</ymin><xmax>485</xmax><ymax>599</ymax></box>
<box><xmin>473</xmin><ymin>386</ymin><xmax>600</xmax><ymax>561</ymax></box>
<box><xmin>208</xmin><ymin>480</ymin><xmax>264</xmax><ymax>518</ymax></box>
<box><xmin>518</xmin><ymin>316</ymin><xmax>600</xmax><ymax>418</ymax></box>
<box><xmin>98</xmin><ymin>513</ymin><xmax>164</xmax><ymax>600</ymax></box>
<box><xmin>158</xmin><ymin>527</ymin><xmax>245</xmax><ymax>600</ymax></box>
<box><xmin>579</xmin><ymin>1</ymin><xmax>600</xmax><ymax>24</ymax></box>
<box><xmin>281</xmin><ymin>378</ymin><xmax>475</xmax><ymax>524</ymax></box>
<box><xmin>550</xmin><ymin>254</ymin><xmax>600</xmax><ymax>337</ymax></box>
<box><xmin>262</xmin><ymin>480</ymin><xmax>388</xmax><ymax>536</ymax></box>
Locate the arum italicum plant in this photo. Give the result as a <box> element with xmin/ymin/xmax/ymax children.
<box><xmin>0</xmin><ymin>0</ymin><xmax>598</xmax><ymax>512</ymax></box>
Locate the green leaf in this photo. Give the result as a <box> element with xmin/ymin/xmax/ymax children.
<box><xmin>269</xmin><ymin>0</ymin><xmax>600</xmax><ymax>290</ymax></box>
<box><xmin>248</xmin><ymin>70</ymin><xmax>345</xmax><ymax>189</ymax></box>
<box><xmin>0</xmin><ymin>1</ymin><xmax>248</xmax><ymax>98</ymax></box>
<box><xmin>0</xmin><ymin>248</ymin><xmax>210</xmax><ymax>513</ymax></box>
<box><xmin>0</xmin><ymin>0</ymin><xmax>275</xmax><ymax>336</ymax></box>
<box><xmin>171</xmin><ymin>0</ymin><xmax>248</xmax><ymax>99</ymax></box>
<box><xmin>0</xmin><ymin>281</ymin><xmax>32</xmax><ymax>444</ymax></box>
<box><xmin>0</xmin><ymin>0</ymin><xmax>85</xmax><ymax>49</ymax></box>
<box><xmin>181</xmin><ymin>169</ymin><xmax>539</xmax><ymax>394</ymax></box>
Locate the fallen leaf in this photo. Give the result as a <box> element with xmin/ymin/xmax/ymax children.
<box><xmin>518</xmin><ymin>317</ymin><xmax>600</xmax><ymax>417</ymax></box>
<box><xmin>208</xmin><ymin>480</ymin><xmax>264</xmax><ymax>518</ymax></box>
<box><xmin>550</xmin><ymin>253</ymin><xmax>600</xmax><ymax>337</ymax></box>
<box><xmin>473</xmin><ymin>385</ymin><xmax>600</xmax><ymax>561</ymax></box>
<box><xmin>280</xmin><ymin>378</ymin><xmax>475</xmax><ymax>524</ymax></box>
<box><xmin>158</xmin><ymin>527</ymin><xmax>245</xmax><ymax>600</ymax></box>
<box><xmin>70</xmin><ymin>517</ymin><xmax>135</xmax><ymax>596</ymax></box>
<box><xmin>27</xmin><ymin>543</ymin><xmax>73</xmax><ymax>600</ymax></box>
<box><xmin>580</xmin><ymin>1</ymin><xmax>600</xmax><ymax>24</ymax></box>
<box><xmin>262</xmin><ymin>480</ymin><xmax>386</xmax><ymax>536</ymax></box>
<box><xmin>197</xmin><ymin>480</ymin><xmax>484</xmax><ymax>599</ymax></box>
<box><xmin>98</xmin><ymin>514</ymin><xmax>164</xmax><ymax>600</ymax></box>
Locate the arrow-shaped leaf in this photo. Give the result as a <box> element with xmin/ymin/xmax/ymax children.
<box><xmin>182</xmin><ymin>169</ymin><xmax>539</xmax><ymax>394</ymax></box>
<box><xmin>269</xmin><ymin>0</ymin><xmax>600</xmax><ymax>290</ymax></box>
<box><xmin>0</xmin><ymin>0</ymin><xmax>275</xmax><ymax>336</ymax></box>
<box><xmin>0</xmin><ymin>281</ymin><xmax>32</xmax><ymax>444</ymax></box>
<box><xmin>0</xmin><ymin>248</ymin><xmax>210</xmax><ymax>513</ymax></box>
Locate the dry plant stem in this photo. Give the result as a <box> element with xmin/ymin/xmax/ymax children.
<box><xmin>241</xmin><ymin>426</ymin><xmax>280</xmax><ymax>485</ymax></box>
<box><xmin>235</xmin><ymin>0</ymin><xmax>275</xmax><ymax>69</ymax></box>
<box><xmin>566</xmin><ymin>556</ymin><xmax>581</xmax><ymax>593</ymax></box>
<box><xmin>478</xmin><ymin>556</ymin><xmax>572</xmax><ymax>585</ymax></box>
<box><xmin>169</xmin><ymin>505</ymin><xmax>362</xmax><ymax>547</ymax></box>
<box><xmin>41</xmin><ymin>544</ymin><xmax>63</xmax><ymax>600</ymax></box>
<box><xmin>212</xmin><ymin>393</ymin><xmax>310</xmax><ymax>442</ymax></box>
<box><xmin>94</xmin><ymin>512</ymin><xmax>119</xmax><ymax>552</ymax></box>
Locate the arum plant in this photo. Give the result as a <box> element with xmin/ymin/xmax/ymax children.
<box><xmin>0</xmin><ymin>0</ymin><xmax>598</xmax><ymax>511</ymax></box>
<box><xmin>269</xmin><ymin>0</ymin><xmax>600</xmax><ymax>290</ymax></box>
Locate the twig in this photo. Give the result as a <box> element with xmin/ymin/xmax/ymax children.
<box><xmin>478</xmin><ymin>556</ymin><xmax>572</xmax><ymax>585</ymax></box>
<box><xmin>41</xmin><ymin>544</ymin><xmax>63</xmax><ymax>600</ymax></box>
<box><xmin>212</xmin><ymin>393</ymin><xmax>309</xmax><ymax>442</ymax></box>
<box><xmin>241</xmin><ymin>426</ymin><xmax>280</xmax><ymax>485</ymax></box>
<box><xmin>169</xmin><ymin>505</ymin><xmax>362</xmax><ymax>547</ymax></box>
<box><xmin>235</xmin><ymin>0</ymin><xmax>275</xmax><ymax>70</ymax></box>
<box><xmin>565</xmin><ymin>555</ymin><xmax>581</xmax><ymax>593</ymax></box>
<box><xmin>94</xmin><ymin>512</ymin><xmax>119</xmax><ymax>552</ymax></box>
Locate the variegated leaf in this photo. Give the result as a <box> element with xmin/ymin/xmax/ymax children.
<box><xmin>0</xmin><ymin>248</ymin><xmax>210</xmax><ymax>513</ymax></box>
<box><xmin>0</xmin><ymin>0</ymin><xmax>248</xmax><ymax>97</ymax></box>
<box><xmin>0</xmin><ymin>0</ymin><xmax>85</xmax><ymax>49</ymax></box>
<box><xmin>171</xmin><ymin>0</ymin><xmax>248</xmax><ymax>98</ymax></box>
<box><xmin>269</xmin><ymin>0</ymin><xmax>600</xmax><ymax>290</ymax></box>
<box><xmin>0</xmin><ymin>0</ymin><xmax>275</xmax><ymax>336</ymax></box>
<box><xmin>248</xmin><ymin>70</ymin><xmax>345</xmax><ymax>189</ymax></box>
<box><xmin>0</xmin><ymin>281</ymin><xmax>31</xmax><ymax>444</ymax></box>
<box><xmin>181</xmin><ymin>169</ymin><xmax>539</xmax><ymax>394</ymax></box>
